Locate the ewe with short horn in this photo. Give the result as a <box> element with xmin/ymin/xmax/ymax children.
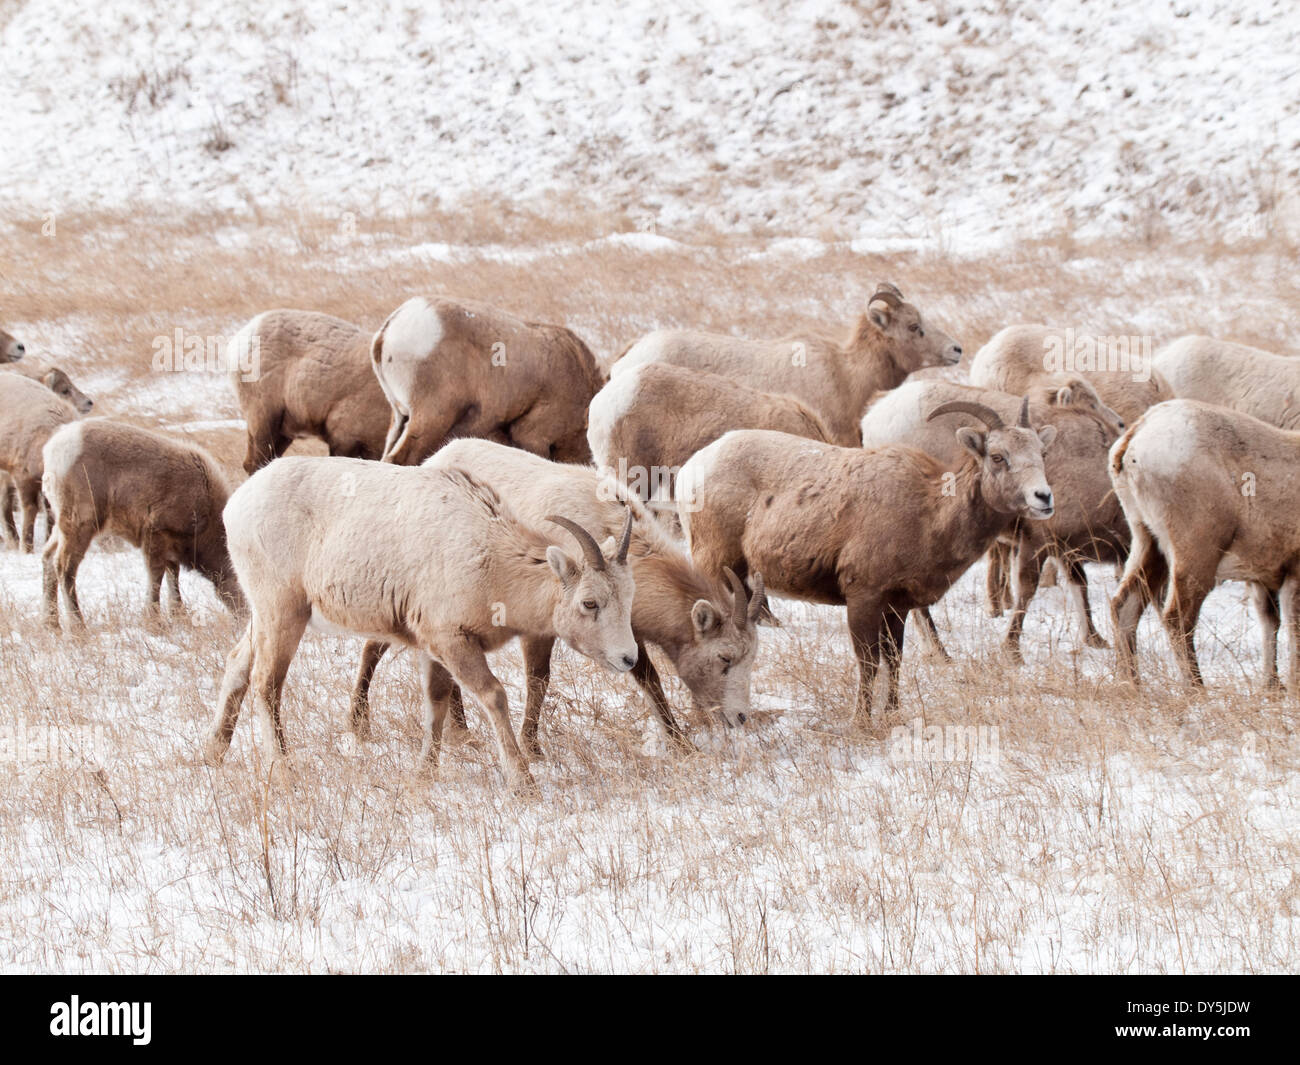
<box><xmin>925</xmin><ymin>400</ymin><xmax>1006</xmax><ymax>431</ymax></box>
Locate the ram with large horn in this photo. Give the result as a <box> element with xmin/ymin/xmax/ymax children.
<box><xmin>674</xmin><ymin>398</ymin><xmax>1056</xmax><ymax>730</ymax></box>
<box><xmin>608</xmin><ymin>282</ymin><xmax>962</xmax><ymax>446</ymax></box>
<box><xmin>349</xmin><ymin>439</ymin><xmax>768</xmax><ymax>755</ymax></box>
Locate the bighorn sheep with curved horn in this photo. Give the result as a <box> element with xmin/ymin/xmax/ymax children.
<box><xmin>204</xmin><ymin>458</ymin><xmax>639</xmax><ymax>792</ymax></box>
<box><xmin>612</xmin><ymin>283</ymin><xmax>962</xmax><ymax>446</ymax></box>
<box><xmin>861</xmin><ymin>376</ymin><xmax>1126</xmax><ymax>659</ymax></box>
<box><xmin>676</xmin><ymin>398</ymin><xmax>1055</xmax><ymax>728</ymax></box>
<box><xmin>349</xmin><ymin>438</ymin><xmax>766</xmax><ymax>754</ymax></box>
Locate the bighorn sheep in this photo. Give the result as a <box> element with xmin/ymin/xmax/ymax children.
<box><xmin>970</xmin><ymin>324</ymin><xmax>1166</xmax><ymax>424</ymax></box>
<box><xmin>611</xmin><ymin>283</ymin><xmax>962</xmax><ymax>446</ymax></box>
<box><xmin>0</xmin><ymin>374</ymin><xmax>78</xmax><ymax>551</ymax></box>
<box><xmin>862</xmin><ymin>377</ymin><xmax>1125</xmax><ymax>658</ymax></box>
<box><xmin>205</xmin><ymin>458</ymin><xmax>639</xmax><ymax>791</ymax></box>
<box><xmin>371</xmin><ymin>296</ymin><xmax>603</xmax><ymax>466</ymax></box>
<box><xmin>587</xmin><ymin>362</ymin><xmax>833</xmax><ymax>500</ymax></box>
<box><xmin>41</xmin><ymin>419</ymin><xmax>245</xmax><ymax>627</ymax></box>
<box><xmin>676</xmin><ymin>400</ymin><xmax>1056</xmax><ymax>727</ymax></box>
<box><xmin>1110</xmin><ymin>399</ymin><xmax>1300</xmax><ymax>691</ymax></box>
<box><xmin>0</xmin><ymin>328</ymin><xmax>24</xmax><ymax>364</ymax></box>
<box><xmin>351</xmin><ymin>438</ymin><xmax>766</xmax><ymax>755</ymax></box>
<box><xmin>1153</xmin><ymin>336</ymin><xmax>1300</xmax><ymax>429</ymax></box>
<box><xmin>0</xmin><ymin>362</ymin><xmax>94</xmax><ymax>546</ymax></box>
<box><xmin>228</xmin><ymin>309</ymin><xmax>392</xmax><ymax>473</ymax></box>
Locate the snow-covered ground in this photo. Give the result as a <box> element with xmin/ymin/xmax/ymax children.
<box><xmin>4</xmin><ymin>0</ymin><xmax>1299</xmax><ymax>249</ymax></box>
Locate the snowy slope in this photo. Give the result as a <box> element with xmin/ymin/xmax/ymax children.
<box><xmin>3</xmin><ymin>0</ymin><xmax>1298</xmax><ymax>248</ymax></box>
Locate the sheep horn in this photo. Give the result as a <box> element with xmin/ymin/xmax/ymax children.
<box><xmin>616</xmin><ymin>508</ymin><xmax>633</xmax><ymax>565</ymax></box>
<box><xmin>925</xmin><ymin>401</ymin><xmax>1005</xmax><ymax>432</ymax></box>
<box><xmin>546</xmin><ymin>515</ymin><xmax>607</xmax><ymax>572</ymax></box>
<box><xmin>1017</xmin><ymin>395</ymin><xmax>1031</xmax><ymax>428</ymax></box>
<box><xmin>876</xmin><ymin>281</ymin><xmax>905</xmax><ymax>297</ymax></box>
<box><xmin>869</xmin><ymin>288</ymin><xmax>904</xmax><ymax>309</ymax></box>
<box><xmin>747</xmin><ymin>572</ymin><xmax>767</xmax><ymax>626</ymax></box>
<box><xmin>723</xmin><ymin>567</ymin><xmax>748</xmax><ymax>629</ymax></box>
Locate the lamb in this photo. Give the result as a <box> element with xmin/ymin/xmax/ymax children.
<box><xmin>676</xmin><ymin>400</ymin><xmax>1056</xmax><ymax>728</ymax></box>
<box><xmin>611</xmin><ymin>283</ymin><xmax>962</xmax><ymax>446</ymax></box>
<box><xmin>349</xmin><ymin>438</ymin><xmax>765</xmax><ymax>756</ymax></box>
<box><xmin>227</xmin><ymin>309</ymin><xmax>392</xmax><ymax>473</ymax></box>
<box><xmin>41</xmin><ymin>419</ymin><xmax>245</xmax><ymax>627</ymax></box>
<box><xmin>0</xmin><ymin>362</ymin><xmax>94</xmax><ymax>546</ymax></box>
<box><xmin>1109</xmin><ymin>399</ymin><xmax>1300</xmax><ymax>691</ymax></box>
<box><xmin>204</xmin><ymin>458</ymin><xmax>639</xmax><ymax>791</ymax></box>
<box><xmin>0</xmin><ymin>373</ymin><xmax>79</xmax><ymax>551</ymax></box>
<box><xmin>587</xmin><ymin>361</ymin><xmax>833</xmax><ymax>501</ymax></box>
<box><xmin>861</xmin><ymin>376</ymin><xmax>1126</xmax><ymax>658</ymax></box>
<box><xmin>1152</xmin><ymin>336</ymin><xmax>1300</xmax><ymax>429</ymax></box>
<box><xmin>0</xmin><ymin>328</ymin><xmax>24</xmax><ymax>363</ymax></box>
<box><xmin>970</xmin><ymin>324</ymin><xmax>1166</xmax><ymax>424</ymax></box>
<box><xmin>371</xmin><ymin>296</ymin><xmax>604</xmax><ymax>466</ymax></box>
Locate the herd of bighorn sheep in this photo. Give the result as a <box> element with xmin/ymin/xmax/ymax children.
<box><xmin>1</xmin><ymin>280</ymin><xmax>1295</xmax><ymax>790</ymax></box>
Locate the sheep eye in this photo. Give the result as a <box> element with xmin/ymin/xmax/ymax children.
<box><xmin>909</xmin><ymin>323</ymin><xmax>919</xmax><ymax>333</ymax></box>
<box><xmin>991</xmin><ymin>454</ymin><xmax>1005</xmax><ymax>465</ymax></box>
<box><xmin>582</xmin><ymin>599</ymin><xmax>598</xmax><ymax>612</ymax></box>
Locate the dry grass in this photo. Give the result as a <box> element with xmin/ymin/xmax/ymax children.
<box><xmin>0</xmin><ymin>208</ymin><xmax>1297</xmax><ymax>972</ymax></box>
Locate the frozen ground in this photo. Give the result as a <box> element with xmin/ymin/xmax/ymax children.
<box><xmin>3</xmin><ymin>0</ymin><xmax>1299</xmax><ymax>249</ymax></box>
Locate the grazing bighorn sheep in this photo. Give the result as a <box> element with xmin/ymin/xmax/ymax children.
<box><xmin>0</xmin><ymin>374</ymin><xmax>78</xmax><ymax>551</ymax></box>
<box><xmin>1153</xmin><ymin>336</ymin><xmax>1300</xmax><ymax>429</ymax></box>
<box><xmin>587</xmin><ymin>362</ymin><xmax>833</xmax><ymax>500</ymax></box>
<box><xmin>862</xmin><ymin>377</ymin><xmax>1125</xmax><ymax>658</ymax></box>
<box><xmin>0</xmin><ymin>327</ymin><xmax>24</xmax><ymax>364</ymax></box>
<box><xmin>612</xmin><ymin>283</ymin><xmax>962</xmax><ymax>446</ymax></box>
<box><xmin>970</xmin><ymin>324</ymin><xmax>1167</xmax><ymax>424</ymax></box>
<box><xmin>41</xmin><ymin>419</ymin><xmax>245</xmax><ymax>627</ymax></box>
<box><xmin>351</xmin><ymin>438</ymin><xmax>765</xmax><ymax>756</ymax></box>
<box><xmin>0</xmin><ymin>362</ymin><xmax>94</xmax><ymax>546</ymax></box>
<box><xmin>371</xmin><ymin>296</ymin><xmax>603</xmax><ymax>466</ymax></box>
<box><xmin>676</xmin><ymin>400</ymin><xmax>1056</xmax><ymax>727</ymax></box>
<box><xmin>1110</xmin><ymin>399</ymin><xmax>1300</xmax><ymax>691</ymax></box>
<box><xmin>205</xmin><ymin>458</ymin><xmax>638</xmax><ymax>791</ymax></box>
<box><xmin>228</xmin><ymin>309</ymin><xmax>392</xmax><ymax>473</ymax></box>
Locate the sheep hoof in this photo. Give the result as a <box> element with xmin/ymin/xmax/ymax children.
<box><xmin>201</xmin><ymin>737</ymin><xmax>228</xmax><ymax>767</ymax></box>
<box><xmin>521</xmin><ymin>739</ymin><xmax>546</xmax><ymax>763</ymax></box>
<box><xmin>1085</xmin><ymin>634</ymin><xmax>1110</xmax><ymax>650</ymax></box>
<box><xmin>509</xmin><ymin>771</ymin><xmax>540</xmax><ymax>798</ymax></box>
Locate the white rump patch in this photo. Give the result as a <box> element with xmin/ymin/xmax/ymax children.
<box><xmin>375</xmin><ymin>298</ymin><xmax>444</xmax><ymax>412</ymax></box>
<box><xmin>586</xmin><ymin>364</ymin><xmax>645</xmax><ymax>468</ymax></box>
<box><xmin>41</xmin><ymin>420</ymin><xmax>87</xmax><ymax>488</ymax></box>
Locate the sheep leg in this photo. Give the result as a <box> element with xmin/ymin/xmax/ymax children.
<box><xmin>45</xmin><ymin>521</ymin><xmax>91</xmax><ymax>628</ymax></box>
<box><xmin>435</xmin><ymin>639</ymin><xmax>535</xmax><ymax>792</ymax></box>
<box><xmin>1066</xmin><ymin>558</ymin><xmax>1108</xmax><ymax>649</ymax></box>
<box><xmin>18</xmin><ymin>480</ymin><xmax>40</xmax><ymax>553</ymax></box>
<box><xmin>415</xmin><ymin>654</ymin><xmax>458</xmax><ymax>769</ymax></box>
<box><xmin>1003</xmin><ymin>541</ymin><xmax>1044</xmax><ymax>662</ymax></box>
<box><xmin>1111</xmin><ymin>523</ymin><xmax>1168</xmax><ymax>683</ymax></box>
<box><xmin>242</xmin><ymin>417</ymin><xmax>291</xmax><ymax>474</ymax></box>
<box><xmin>40</xmin><ymin>529</ymin><xmax>62</xmax><ymax>627</ymax></box>
<box><xmin>0</xmin><ymin>477</ymin><xmax>17</xmax><ymax>548</ymax></box>
<box><xmin>985</xmin><ymin>540</ymin><xmax>1010</xmax><ymax>617</ymax></box>
<box><xmin>164</xmin><ymin>562</ymin><xmax>187</xmax><ymax>618</ymax></box>
<box><xmin>349</xmin><ymin>639</ymin><xmax>390</xmax><ymax>740</ymax></box>
<box><xmin>380</xmin><ymin>411</ymin><xmax>407</xmax><ymax>462</ymax></box>
<box><xmin>248</xmin><ymin>611</ymin><xmax>310</xmax><ymax>763</ymax></box>
<box><xmin>205</xmin><ymin>624</ymin><xmax>254</xmax><ymax>764</ymax></box>
<box><xmin>519</xmin><ymin>635</ymin><xmax>556</xmax><ymax>760</ymax></box>
<box><xmin>910</xmin><ymin>607</ymin><xmax>950</xmax><ymax>660</ymax></box>
<box><xmin>1283</xmin><ymin>581</ymin><xmax>1300</xmax><ymax>696</ymax></box>
<box><xmin>1251</xmin><ymin>583</ymin><xmax>1282</xmax><ymax>691</ymax></box>
<box><xmin>142</xmin><ymin>547</ymin><xmax>167</xmax><ymax>620</ymax></box>
<box><xmin>629</xmin><ymin>640</ymin><xmax>691</xmax><ymax>748</ymax></box>
<box><xmin>383</xmin><ymin>409</ymin><xmax>462</xmax><ymax>467</ymax></box>
<box><xmin>1160</xmin><ymin>554</ymin><xmax>1217</xmax><ymax>689</ymax></box>
<box><xmin>846</xmin><ymin>594</ymin><xmax>884</xmax><ymax>732</ymax></box>
<box><xmin>880</xmin><ymin>604</ymin><xmax>907</xmax><ymax>723</ymax></box>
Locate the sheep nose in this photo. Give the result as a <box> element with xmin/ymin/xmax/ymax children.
<box><xmin>14</xmin><ymin>343</ymin><xmax>24</xmax><ymax>355</ymax></box>
<box><xmin>620</xmin><ymin>652</ymin><xmax>637</xmax><ymax>670</ymax></box>
<box><xmin>952</xmin><ymin>345</ymin><xmax>962</xmax><ymax>355</ymax></box>
<box><xmin>1034</xmin><ymin>490</ymin><xmax>1053</xmax><ymax>508</ymax></box>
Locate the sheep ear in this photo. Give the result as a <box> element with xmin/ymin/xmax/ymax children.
<box><xmin>1053</xmin><ymin>385</ymin><xmax>1074</xmax><ymax>406</ymax></box>
<box><xmin>955</xmin><ymin>426</ymin><xmax>986</xmax><ymax>457</ymax></box>
<box><xmin>1037</xmin><ymin>425</ymin><xmax>1058</xmax><ymax>451</ymax></box>
<box><xmin>868</xmin><ymin>300</ymin><xmax>892</xmax><ymax>329</ymax></box>
<box><xmin>691</xmin><ymin>599</ymin><xmax>720</xmax><ymax>637</ymax></box>
<box><xmin>599</xmin><ymin>535</ymin><xmax>617</xmax><ymax>559</ymax></box>
<box><xmin>546</xmin><ymin>546</ymin><xmax>578</xmax><ymax>587</ymax></box>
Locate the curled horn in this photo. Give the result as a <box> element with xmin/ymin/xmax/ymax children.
<box><xmin>616</xmin><ymin>507</ymin><xmax>633</xmax><ymax>565</ymax></box>
<box><xmin>876</xmin><ymin>281</ymin><xmax>904</xmax><ymax>298</ymax></box>
<box><xmin>723</xmin><ymin>567</ymin><xmax>748</xmax><ymax>629</ymax></box>
<box><xmin>925</xmin><ymin>401</ymin><xmax>1005</xmax><ymax>432</ymax></box>
<box><xmin>747</xmin><ymin>572</ymin><xmax>767</xmax><ymax>626</ymax></box>
<box><xmin>869</xmin><ymin>287</ymin><xmax>904</xmax><ymax>309</ymax></box>
<box><xmin>546</xmin><ymin>515</ymin><xmax>606</xmax><ymax>572</ymax></box>
<box><xmin>1017</xmin><ymin>395</ymin><xmax>1031</xmax><ymax>428</ymax></box>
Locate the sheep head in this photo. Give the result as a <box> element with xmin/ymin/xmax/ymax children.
<box><xmin>545</xmin><ymin>511</ymin><xmax>639</xmax><ymax>674</ymax></box>
<box><xmin>866</xmin><ymin>283</ymin><xmax>963</xmax><ymax>371</ymax></box>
